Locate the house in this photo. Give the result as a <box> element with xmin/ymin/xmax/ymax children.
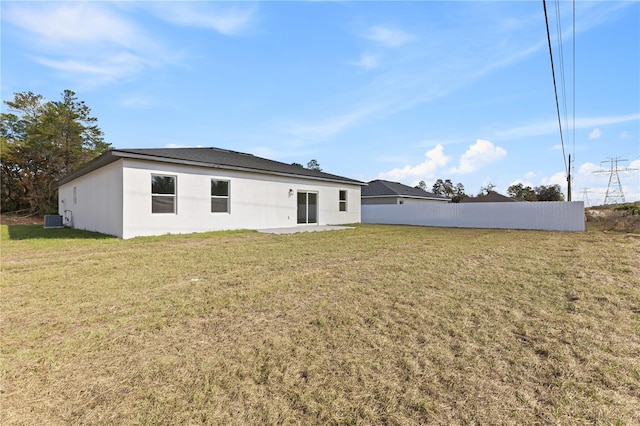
<box><xmin>57</xmin><ymin>147</ymin><xmax>364</xmax><ymax>239</ymax></box>
<box><xmin>459</xmin><ymin>191</ymin><xmax>520</xmax><ymax>203</ymax></box>
<box><xmin>361</xmin><ymin>179</ymin><xmax>450</xmax><ymax>205</ymax></box>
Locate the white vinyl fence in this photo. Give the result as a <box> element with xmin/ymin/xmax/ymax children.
<box><xmin>362</xmin><ymin>201</ymin><xmax>585</xmax><ymax>231</ymax></box>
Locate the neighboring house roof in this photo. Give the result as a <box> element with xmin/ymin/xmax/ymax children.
<box><xmin>460</xmin><ymin>191</ymin><xmax>520</xmax><ymax>203</ymax></box>
<box><xmin>58</xmin><ymin>147</ymin><xmax>364</xmax><ymax>186</ymax></box>
<box><xmin>362</xmin><ymin>179</ymin><xmax>450</xmax><ymax>201</ymax></box>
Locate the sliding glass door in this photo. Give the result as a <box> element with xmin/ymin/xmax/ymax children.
<box><xmin>297</xmin><ymin>192</ymin><xmax>318</xmax><ymax>224</ymax></box>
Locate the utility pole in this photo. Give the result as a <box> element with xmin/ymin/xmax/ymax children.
<box><xmin>567</xmin><ymin>154</ymin><xmax>572</xmax><ymax>201</ymax></box>
<box><xmin>592</xmin><ymin>158</ymin><xmax>637</xmax><ymax>205</ymax></box>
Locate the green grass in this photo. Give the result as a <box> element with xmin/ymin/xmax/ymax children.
<box><xmin>3</xmin><ymin>224</ymin><xmax>113</xmax><ymax>240</ymax></box>
<box><xmin>1</xmin><ymin>224</ymin><xmax>639</xmax><ymax>424</ymax></box>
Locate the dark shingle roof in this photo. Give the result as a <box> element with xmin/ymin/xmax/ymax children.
<box><xmin>459</xmin><ymin>191</ymin><xmax>520</xmax><ymax>203</ymax></box>
<box><xmin>362</xmin><ymin>180</ymin><xmax>450</xmax><ymax>200</ymax></box>
<box><xmin>58</xmin><ymin>147</ymin><xmax>364</xmax><ymax>186</ymax></box>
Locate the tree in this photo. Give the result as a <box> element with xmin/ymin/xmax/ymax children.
<box><xmin>432</xmin><ymin>178</ymin><xmax>466</xmax><ymax>202</ymax></box>
<box><xmin>291</xmin><ymin>162</ymin><xmax>303</xmax><ymax>168</ymax></box>
<box><xmin>432</xmin><ymin>179</ymin><xmax>447</xmax><ymax>195</ymax></box>
<box><xmin>480</xmin><ymin>182</ymin><xmax>496</xmax><ymax>195</ymax></box>
<box><xmin>535</xmin><ymin>184</ymin><xmax>564</xmax><ymax>201</ymax></box>
<box><xmin>507</xmin><ymin>183</ymin><xmax>537</xmax><ymax>201</ymax></box>
<box><xmin>307</xmin><ymin>159</ymin><xmax>322</xmax><ymax>171</ymax></box>
<box><xmin>415</xmin><ymin>180</ymin><xmax>427</xmax><ymax>191</ymax></box>
<box><xmin>1</xmin><ymin>90</ymin><xmax>111</xmax><ymax>214</ymax></box>
<box><xmin>452</xmin><ymin>182</ymin><xmax>466</xmax><ymax>203</ymax></box>
<box><xmin>506</xmin><ymin>183</ymin><xmax>565</xmax><ymax>201</ymax></box>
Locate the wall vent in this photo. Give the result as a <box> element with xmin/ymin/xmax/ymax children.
<box><xmin>43</xmin><ymin>215</ymin><xmax>64</xmax><ymax>229</ymax></box>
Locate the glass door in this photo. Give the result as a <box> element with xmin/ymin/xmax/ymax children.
<box><xmin>297</xmin><ymin>191</ymin><xmax>318</xmax><ymax>224</ymax></box>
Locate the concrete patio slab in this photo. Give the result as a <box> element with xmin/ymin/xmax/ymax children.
<box><xmin>257</xmin><ymin>225</ymin><xmax>355</xmax><ymax>235</ymax></box>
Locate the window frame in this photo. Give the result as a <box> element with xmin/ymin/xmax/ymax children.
<box><xmin>151</xmin><ymin>174</ymin><xmax>177</xmax><ymax>214</ymax></box>
<box><xmin>211</xmin><ymin>179</ymin><xmax>230</xmax><ymax>213</ymax></box>
<box><xmin>339</xmin><ymin>190</ymin><xmax>347</xmax><ymax>212</ymax></box>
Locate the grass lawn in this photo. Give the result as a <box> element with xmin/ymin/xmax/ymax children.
<box><xmin>1</xmin><ymin>224</ymin><xmax>639</xmax><ymax>424</ymax></box>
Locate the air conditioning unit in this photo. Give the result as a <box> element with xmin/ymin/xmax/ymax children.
<box><xmin>43</xmin><ymin>215</ymin><xmax>64</xmax><ymax>229</ymax></box>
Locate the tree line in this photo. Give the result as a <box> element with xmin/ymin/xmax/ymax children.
<box><xmin>416</xmin><ymin>178</ymin><xmax>564</xmax><ymax>202</ymax></box>
<box><xmin>1</xmin><ymin>90</ymin><xmax>111</xmax><ymax>214</ymax></box>
<box><xmin>506</xmin><ymin>183</ymin><xmax>564</xmax><ymax>201</ymax></box>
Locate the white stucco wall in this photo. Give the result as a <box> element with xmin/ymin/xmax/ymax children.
<box><xmin>120</xmin><ymin>159</ymin><xmax>361</xmax><ymax>238</ymax></box>
<box><xmin>58</xmin><ymin>160</ymin><xmax>124</xmax><ymax>237</ymax></box>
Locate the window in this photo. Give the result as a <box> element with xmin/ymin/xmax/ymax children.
<box><xmin>151</xmin><ymin>175</ymin><xmax>176</xmax><ymax>214</ymax></box>
<box><xmin>211</xmin><ymin>179</ymin><xmax>230</xmax><ymax>213</ymax></box>
<box><xmin>339</xmin><ymin>190</ymin><xmax>347</xmax><ymax>212</ymax></box>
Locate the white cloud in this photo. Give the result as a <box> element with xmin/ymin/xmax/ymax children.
<box><xmin>623</xmin><ymin>160</ymin><xmax>640</xmax><ymax>202</ymax></box>
<box><xmin>365</xmin><ymin>25</ymin><xmax>412</xmax><ymax>47</ymax></box>
<box><xmin>349</xmin><ymin>53</ymin><xmax>380</xmax><ymax>71</ymax></box>
<box><xmin>551</xmin><ymin>144</ymin><xmax>563</xmax><ymax>151</ymax></box>
<box><xmin>524</xmin><ymin>171</ymin><xmax>536</xmax><ymax>179</ymax></box>
<box><xmin>3</xmin><ymin>2</ymin><xmax>139</xmax><ymax>49</ymax></box>
<box><xmin>378</xmin><ymin>144</ymin><xmax>450</xmax><ymax>181</ymax></box>
<box><xmin>416</xmin><ymin>138</ymin><xmax>464</xmax><ymax>148</ymax></box>
<box><xmin>578</xmin><ymin>162</ymin><xmax>600</xmax><ymax>175</ymax></box>
<box><xmin>478</xmin><ymin>177</ymin><xmax>501</xmax><ymax>193</ymax></box>
<box><xmin>589</xmin><ymin>128</ymin><xmax>602</xmax><ymax>139</ymax></box>
<box><xmin>496</xmin><ymin>113</ymin><xmax>640</xmax><ymax>140</ymax></box>
<box><xmin>147</xmin><ymin>3</ymin><xmax>256</xmax><ymax>35</ymax></box>
<box><xmin>509</xmin><ymin>178</ymin><xmax>535</xmax><ymax>189</ymax></box>
<box><xmin>541</xmin><ymin>171</ymin><xmax>568</xmax><ymax>187</ymax></box>
<box><xmin>164</xmin><ymin>143</ymin><xmax>204</xmax><ymax>148</ymax></box>
<box><xmin>33</xmin><ymin>52</ymin><xmax>147</xmax><ymax>78</ymax></box>
<box><xmin>284</xmin><ymin>104</ymin><xmax>382</xmax><ymax>141</ymax></box>
<box><xmin>2</xmin><ymin>2</ymin><xmax>173</xmax><ymax>86</ymax></box>
<box><xmin>451</xmin><ymin>139</ymin><xmax>507</xmax><ymax>174</ymax></box>
<box><xmin>619</xmin><ymin>131</ymin><xmax>632</xmax><ymax>139</ymax></box>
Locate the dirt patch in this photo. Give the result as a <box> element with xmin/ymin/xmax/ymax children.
<box><xmin>586</xmin><ymin>204</ymin><xmax>640</xmax><ymax>233</ymax></box>
<box><xmin>0</xmin><ymin>213</ymin><xmax>44</xmax><ymax>226</ymax></box>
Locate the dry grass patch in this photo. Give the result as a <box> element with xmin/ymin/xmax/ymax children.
<box><xmin>1</xmin><ymin>224</ymin><xmax>639</xmax><ymax>424</ymax></box>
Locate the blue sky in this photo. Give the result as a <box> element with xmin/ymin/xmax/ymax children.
<box><xmin>2</xmin><ymin>1</ymin><xmax>639</xmax><ymax>204</ymax></box>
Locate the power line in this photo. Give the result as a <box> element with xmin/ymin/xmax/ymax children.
<box><xmin>554</xmin><ymin>0</ymin><xmax>569</xmax><ymax>147</ymax></box>
<box><xmin>572</xmin><ymin>0</ymin><xmax>576</xmax><ymax>170</ymax></box>
<box><xmin>542</xmin><ymin>0</ymin><xmax>567</xmax><ymax>175</ymax></box>
<box><xmin>543</xmin><ymin>0</ymin><xmax>576</xmax><ymax>201</ymax></box>
<box><xmin>592</xmin><ymin>158</ymin><xmax>638</xmax><ymax>205</ymax></box>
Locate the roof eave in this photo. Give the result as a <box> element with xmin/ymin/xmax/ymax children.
<box><xmin>361</xmin><ymin>194</ymin><xmax>450</xmax><ymax>201</ymax></box>
<box><xmin>57</xmin><ymin>150</ymin><xmax>365</xmax><ymax>187</ymax></box>
<box><xmin>56</xmin><ymin>151</ymin><xmax>120</xmax><ymax>187</ymax></box>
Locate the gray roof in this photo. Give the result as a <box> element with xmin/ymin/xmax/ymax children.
<box><xmin>459</xmin><ymin>191</ymin><xmax>520</xmax><ymax>203</ymax></box>
<box><xmin>57</xmin><ymin>147</ymin><xmax>364</xmax><ymax>186</ymax></box>
<box><xmin>362</xmin><ymin>180</ymin><xmax>450</xmax><ymax>200</ymax></box>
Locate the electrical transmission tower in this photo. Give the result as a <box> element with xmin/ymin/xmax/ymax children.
<box><xmin>579</xmin><ymin>187</ymin><xmax>591</xmax><ymax>207</ymax></box>
<box><xmin>592</xmin><ymin>158</ymin><xmax>637</xmax><ymax>205</ymax></box>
